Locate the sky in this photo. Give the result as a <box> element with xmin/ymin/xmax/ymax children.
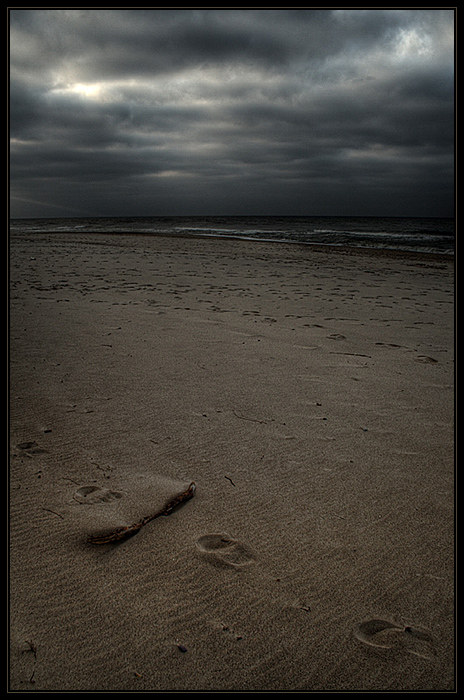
<box><xmin>9</xmin><ymin>8</ymin><xmax>455</xmax><ymax>219</ymax></box>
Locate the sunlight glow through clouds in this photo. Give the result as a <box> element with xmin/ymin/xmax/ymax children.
<box><xmin>50</xmin><ymin>81</ymin><xmax>108</xmax><ymax>101</ymax></box>
<box><xmin>69</xmin><ymin>82</ymin><xmax>102</xmax><ymax>99</ymax></box>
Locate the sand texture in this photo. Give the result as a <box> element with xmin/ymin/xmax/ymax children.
<box><xmin>9</xmin><ymin>231</ymin><xmax>454</xmax><ymax>691</ymax></box>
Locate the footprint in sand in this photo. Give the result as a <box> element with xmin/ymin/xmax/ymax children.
<box><xmin>354</xmin><ymin>619</ymin><xmax>435</xmax><ymax>659</ymax></box>
<box><xmin>16</xmin><ymin>441</ymin><xmax>48</xmax><ymax>455</ymax></box>
<box><xmin>73</xmin><ymin>485</ymin><xmax>124</xmax><ymax>505</ymax></box>
<box><xmin>196</xmin><ymin>533</ymin><xmax>256</xmax><ymax>569</ymax></box>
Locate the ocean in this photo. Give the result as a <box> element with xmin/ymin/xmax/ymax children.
<box><xmin>9</xmin><ymin>215</ymin><xmax>454</xmax><ymax>256</ymax></box>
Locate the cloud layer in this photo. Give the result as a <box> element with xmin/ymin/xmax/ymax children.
<box><xmin>9</xmin><ymin>9</ymin><xmax>455</xmax><ymax>218</ymax></box>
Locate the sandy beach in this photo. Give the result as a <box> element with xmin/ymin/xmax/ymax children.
<box><xmin>9</xmin><ymin>231</ymin><xmax>454</xmax><ymax>691</ymax></box>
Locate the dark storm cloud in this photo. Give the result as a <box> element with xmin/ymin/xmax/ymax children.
<box><xmin>9</xmin><ymin>8</ymin><xmax>455</xmax><ymax>218</ymax></box>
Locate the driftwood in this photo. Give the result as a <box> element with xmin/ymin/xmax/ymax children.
<box><xmin>87</xmin><ymin>482</ymin><xmax>196</xmax><ymax>545</ymax></box>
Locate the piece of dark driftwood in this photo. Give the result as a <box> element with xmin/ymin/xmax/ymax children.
<box><xmin>87</xmin><ymin>482</ymin><xmax>196</xmax><ymax>545</ymax></box>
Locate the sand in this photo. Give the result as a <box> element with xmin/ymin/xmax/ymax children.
<box><xmin>9</xmin><ymin>231</ymin><xmax>455</xmax><ymax>691</ymax></box>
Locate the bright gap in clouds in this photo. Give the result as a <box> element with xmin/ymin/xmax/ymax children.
<box><xmin>70</xmin><ymin>83</ymin><xmax>102</xmax><ymax>99</ymax></box>
<box><xmin>51</xmin><ymin>81</ymin><xmax>107</xmax><ymax>100</ymax></box>
<box><xmin>50</xmin><ymin>64</ymin><xmax>289</xmax><ymax>107</ymax></box>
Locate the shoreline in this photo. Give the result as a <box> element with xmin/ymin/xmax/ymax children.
<box><xmin>10</xmin><ymin>225</ymin><xmax>454</xmax><ymax>262</ymax></box>
<box><xmin>9</xmin><ymin>231</ymin><xmax>455</xmax><ymax>691</ymax></box>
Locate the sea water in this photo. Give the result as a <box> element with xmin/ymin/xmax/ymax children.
<box><xmin>9</xmin><ymin>215</ymin><xmax>454</xmax><ymax>256</ymax></box>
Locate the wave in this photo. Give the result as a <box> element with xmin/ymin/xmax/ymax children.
<box><xmin>10</xmin><ymin>215</ymin><xmax>454</xmax><ymax>255</ymax></box>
